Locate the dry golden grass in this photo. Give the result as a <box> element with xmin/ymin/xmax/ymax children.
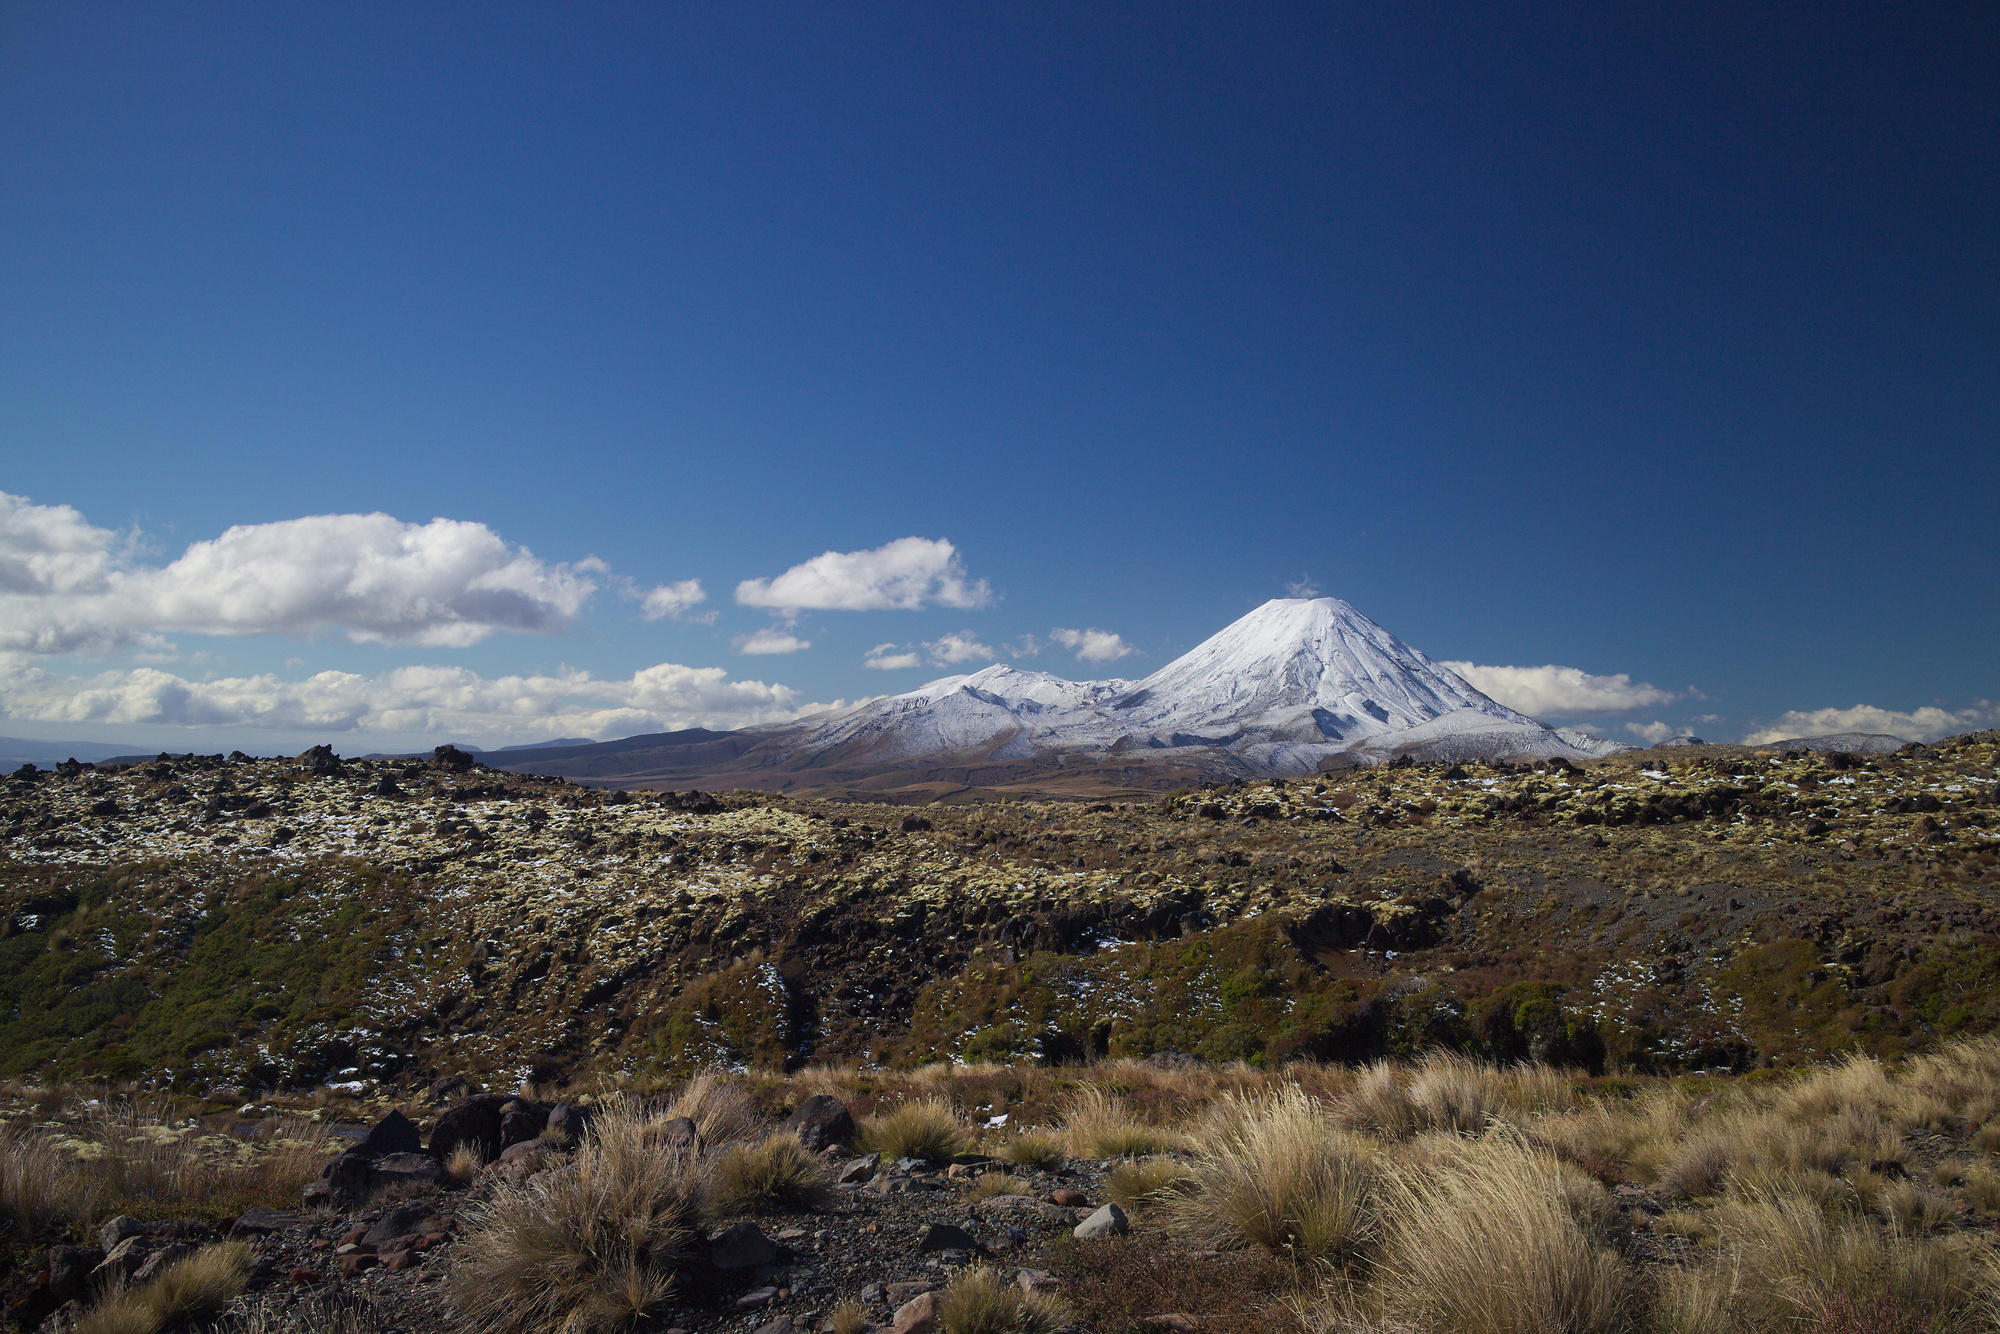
<box><xmin>712</xmin><ymin>1132</ymin><xmax>835</xmax><ymax>1214</ymax></box>
<box><xmin>1164</xmin><ymin>1086</ymin><xmax>1377</xmax><ymax>1265</ymax></box>
<box><xmin>934</xmin><ymin>1264</ymin><xmax>1070</xmax><ymax>1334</ymax></box>
<box><xmin>664</xmin><ymin>1072</ymin><xmax>763</xmax><ymax>1146</ymax></box>
<box><xmin>1061</xmin><ymin>1086</ymin><xmax>1191</xmax><ymax>1158</ymax></box>
<box><xmin>860</xmin><ymin>1098</ymin><xmax>968</xmax><ymax>1163</ymax></box>
<box><xmin>219</xmin><ymin>1291</ymin><xmax>388</xmax><ymax>1334</ymax></box>
<box><xmin>824</xmin><ymin>1297</ymin><xmax>871</xmax><ymax>1334</ymax></box>
<box><xmin>450</xmin><ymin>1103</ymin><xmax>713</xmax><ymax>1334</ymax></box>
<box><xmin>1366</xmin><ymin>1136</ymin><xmax>1629</xmax><ymax>1334</ymax></box>
<box><xmin>1104</xmin><ymin>1157</ymin><xmax>1191</xmax><ymax>1211</ymax></box>
<box><xmin>997</xmin><ymin>1130</ymin><xmax>1067</xmax><ymax>1170</ymax></box>
<box><xmin>75</xmin><ymin>1241</ymin><xmax>252</xmax><ymax>1334</ymax></box>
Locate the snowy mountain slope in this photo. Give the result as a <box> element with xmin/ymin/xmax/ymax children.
<box><xmin>756</xmin><ymin>597</ymin><xmax>1628</xmax><ymax>775</ymax></box>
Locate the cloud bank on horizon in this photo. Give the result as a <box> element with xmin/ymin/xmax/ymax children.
<box><xmin>0</xmin><ymin>492</ymin><xmax>1982</xmax><ymax>748</ymax></box>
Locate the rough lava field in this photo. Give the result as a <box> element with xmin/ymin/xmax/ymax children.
<box><xmin>4</xmin><ymin>732</ymin><xmax>1999</xmax><ymax>1097</ymax></box>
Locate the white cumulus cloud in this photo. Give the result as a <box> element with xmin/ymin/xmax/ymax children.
<box><xmin>0</xmin><ymin>493</ymin><xmax>601</xmax><ymax>654</ymax></box>
<box><xmin>1050</xmin><ymin>627</ymin><xmax>1137</xmax><ymax>664</ymax></box>
<box><xmin>863</xmin><ymin>643</ymin><xmax>923</xmax><ymax>670</ymax></box>
<box><xmin>635</xmin><ymin>579</ymin><xmax>707</xmax><ymax>621</ymax></box>
<box><xmin>924</xmin><ymin>631</ymin><xmax>997</xmax><ymax>665</ymax></box>
<box><xmin>1742</xmin><ymin>703</ymin><xmax>1996</xmax><ymax>746</ymax></box>
<box><xmin>0</xmin><ymin>653</ymin><xmax>821</xmax><ymax>740</ymax></box>
<box><xmin>734</xmin><ymin>537</ymin><xmax>991</xmax><ymax>613</ymax></box>
<box><xmin>1624</xmin><ymin>721</ymin><xmax>1678</xmax><ymax>745</ymax></box>
<box><xmin>734</xmin><ymin>627</ymin><xmax>812</xmax><ymax>655</ymax></box>
<box><xmin>1441</xmin><ymin>661</ymin><xmax>1681</xmax><ymax>715</ymax></box>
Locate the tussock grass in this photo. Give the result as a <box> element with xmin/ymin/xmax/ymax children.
<box><xmin>824</xmin><ymin>1297</ymin><xmax>871</xmax><ymax>1334</ymax></box>
<box><xmin>1164</xmin><ymin>1086</ymin><xmax>1377</xmax><ymax>1265</ymax></box>
<box><xmin>1104</xmin><ymin>1158</ymin><xmax>1191</xmax><ymax>1211</ymax></box>
<box><xmin>76</xmin><ymin>1241</ymin><xmax>252</xmax><ymax>1334</ymax></box>
<box><xmin>1367</xmin><ymin>1137</ymin><xmax>1629</xmax><ymax>1334</ymax></box>
<box><xmin>450</xmin><ymin>1103</ymin><xmax>713</xmax><ymax>1334</ymax></box>
<box><xmin>997</xmin><ymin>1131</ymin><xmax>1066</xmax><ymax>1171</ymax></box>
<box><xmin>860</xmin><ymin>1099</ymin><xmax>967</xmax><ymax>1164</ymax></box>
<box><xmin>1061</xmin><ymin>1087</ymin><xmax>1191</xmax><ymax>1159</ymax></box>
<box><xmin>665</xmin><ymin>1072</ymin><xmax>763</xmax><ymax>1146</ymax></box>
<box><xmin>935</xmin><ymin>1264</ymin><xmax>1070</xmax><ymax>1334</ymax></box>
<box><xmin>0</xmin><ymin>1118</ymin><xmax>91</xmax><ymax>1230</ymax></box>
<box><xmin>1656</xmin><ymin>1186</ymin><xmax>1981</xmax><ymax>1333</ymax></box>
<box><xmin>713</xmin><ymin>1132</ymin><xmax>835</xmax><ymax>1214</ymax></box>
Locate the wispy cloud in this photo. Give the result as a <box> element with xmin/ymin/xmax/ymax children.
<box><xmin>735</xmin><ymin>537</ymin><xmax>991</xmax><ymax>614</ymax></box>
<box><xmin>733</xmin><ymin>627</ymin><xmax>812</xmax><ymax>655</ymax></box>
<box><xmin>862</xmin><ymin>643</ymin><xmax>923</xmax><ymax>670</ymax></box>
<box><xmin>1441</xmin><ymin>661</ymin><xmax>1681</xmax><ymax>715</ymax></box>
<box><xmin>1624</xmin><ymin>721</ymin><xmax>1678</xmax><ymax>744</ymax></box>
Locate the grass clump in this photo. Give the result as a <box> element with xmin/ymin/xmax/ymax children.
<box><xmin>1164</xmin><ymin>1086</ymin><xmax>1377</xmax><ymax>1265</ymax></box>
<box><xmin>1368</xmin><ymin>1137</ymin><xmax>1628</xmax><ymax>1334</ymax></box>
<box><xmin>450</xmin><ymin>1104</ymin><xmax>713</xmax><ymax>1334</ymax></box>
<box><xmin>1104</xmin><ymin>1158</ymin><xmax>1191</xmax><ymax>1211</ymax></box>
<box><xmin>1062</xmin><ymin>1087</ymin><xmax>1190</xmax><ymax>1159</ymax></box>
<box><xmin>824</xmin><ymin>1297</ymin><xmax>872</xmax><ymax>1334</ymax></box>
<box><xmin>713</xmin><ymin>1132</ymin><xmax>834</xmax><ymax>1214</ymax></box>
<box><xmin>935</xmin><ymin>1264</ymin><xmax>1070</xmax><ymax>1334</ymax></box>
<box><xmin>998</xmin><ymin>1130</ymin><xmax>1067</xmax><ymax>1171</ymax></box>
<box><xmin>665</xmin><ymin>1072</ymin><xmax>763</xmax><ymax>1146</ymax></box>
<box><xmin>861</xmin><ymin>1099</ymin><xmax>967</xmax><ymax>1164</ymax></box>
<box><xmin>76</xmin><ymin>1241</ymin><xmax>252</xmax><ymax>1334</ymax></box>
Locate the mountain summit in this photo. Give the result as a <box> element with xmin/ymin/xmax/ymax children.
<box><xmin>762</xmin><ymin>597</ymin><xmax>1627</xmax><ymax>776</ymax></box>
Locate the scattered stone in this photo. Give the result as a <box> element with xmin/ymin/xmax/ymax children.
<box><xmin>711</xmin><ymin>1220</ymin><xmax>780</xmax><ymax>1270</ymax></box>
<box><xmin>289</xmin><ymin>1267</ymin><xmax>323</xmax><ymax>1285</ymax></box>
<box><xmin>918</xmin><ymin>1222</ymin><xmax>982</xmax><ymax>1253</ymax></box>
<box><xmin>362</xmin><ymin>1204</ymin><xmax>437</xmax><ymax>1247</ymax></box>
<box><xmin>837</xmin><ymin>1152</ymin><xmax>881</xmax><ymax>1184</ymax></box>
<box><xmin>1015</xmin><ymin>1268</ymin><xmax>1060</xmax><ymax>1292</ymax></box>
<box><xmin>337</xmin><ymin>1253</ymin><xmax>378</xmax><ymax>1276</ymax></box>
<box><xmin>780</xmin><ymin>1094</ymin><xmax>856</xmax><ymax>1153</ymax></box>
<box><xmin>1073</xmin><ymin>1203</ymin><xmax>1129</xmax><ymax>1239</ymax></box>
<box><xmin>97</xmin><ymin>1216</ymin><xmax>146</xmax><ymax>1251</ymax></box>
<box><xmin>890</xmin><ymin>1290</ymin><xmax>939</xmax><ymax>1334</ymax></box>
<box><xmin>130</xmin><ymin>1243</ymin><xmax>193</xmax><ymax>1283</ymax></box>
<box><xmin>734</xmin><ymin>1286</ymin><xmax>780</xmax><ymax>1311</ymax></box>
<box><xmin>1048</xmin><ymin>1188</ymin><xmax>1087</xmax><ymax>1207</ymax></box>
<box><xmin>230</xmin><ymin>1206</ymin><xmax>302</xmax><ymax>1236</ymax></box>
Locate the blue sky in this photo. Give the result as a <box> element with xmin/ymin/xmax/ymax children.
<box><xmin>2</xmin><ymin>0</ymin><xmax>1995</xmax><ymax>753</ymax></box>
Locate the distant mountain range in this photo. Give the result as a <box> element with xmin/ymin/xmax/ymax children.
<box><xmin>13</xmin><ymin>598</ymin><xmax>1923</xmax><ymax>796</ymax></box>
<box><xmin>495</xmin><ymin>597</ymin><xmax>1645</xmax><ymax>797</ymax></box>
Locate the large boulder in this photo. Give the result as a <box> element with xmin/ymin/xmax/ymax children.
<box><xmin>355</xmin><ymin>1109</ymin><xmax>423</xmax><ymax>1157</ymax></box>
<box><xmin>779</xmin><ymin>1095</ymin><xmax>856</xmax><ymax>1153</ymax></box>
<box><xmin>544</xmin><ymin>1103</ymin><xmax>596</xmax><ymax>1143</ymax></box>
<box><xmin>498</xmin><ymin>1098</ymin><xmax>549</xmax><ymax>1151</ymax></box>
<box><xmin>295</xmin><ymin>745</ymin><xmax>345</xmax><ymax>777</ymax></box>
<box><xmin>429</xmin><ymin>1094</ymin><xmax>510</xmax><ymax>1164</ymax></box>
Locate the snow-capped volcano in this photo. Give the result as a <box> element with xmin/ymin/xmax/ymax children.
<box><xmin>762</xmin><ymin>597</ymin><xmax>1627</xmax><ymax>775</ymax></box>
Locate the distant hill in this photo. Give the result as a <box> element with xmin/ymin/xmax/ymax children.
<box><xmin>0</xmin><ymin>736</ymin><xmax>147</xmax><ymax>767</ymax></box>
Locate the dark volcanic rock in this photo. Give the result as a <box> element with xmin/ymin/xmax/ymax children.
<box><xmin>429</xmin><ymin>1094</ymin><xmax>510</xmax><ymax>1163</ymax></box>
<box><xmin>296</xmin><ymin>745</ymin><xmax>345</xmax><ymax>777</ymax></box>
<box><xmin>544</xmin><ymin>1102</ymin><xmax>596</xmax><ymax>1142</ymax></box>
<box><xmin>780</xmin><ymin>1094</ymin><xmax>856</xmax><ymax>1153</ymax></box>
<box><xmin>355</xmin><ymin>1109</ymin><xmax>423</xmax><ymax>1157</ymax></box>
<box><xmin>710</xmin><ymin>1220</ymin><xmax>779</xmax><ymax>1270</ymax></box>
<box><xmin>498</xmin><ymin>1098</ymin><xmax>549</xmax><ymax>1151</ymax></box>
